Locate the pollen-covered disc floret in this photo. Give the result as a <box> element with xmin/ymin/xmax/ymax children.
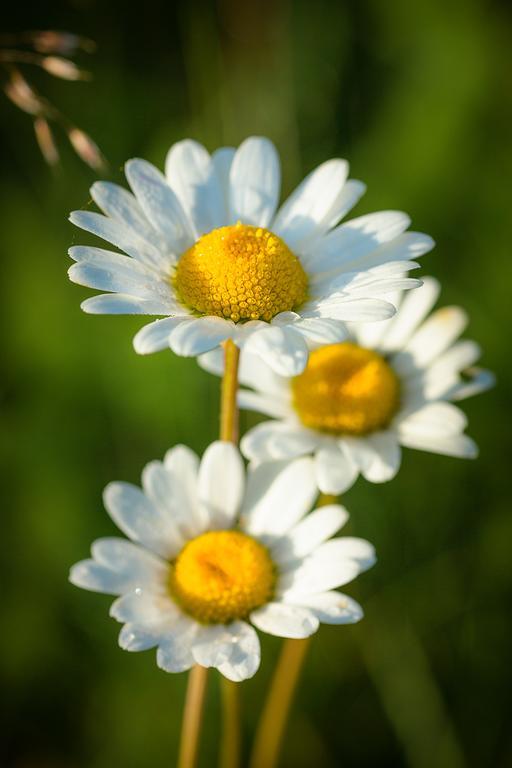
<box><xmin>174</xmin><ymin>223</ymin><xmax>308</xmax><ymax>322</ymax></box>
<box><xmin>292</xmin><ymin>342</ymin><xmax>400</xmax><ymax>436</ymax></box>
<box><xmin>168</xmin><ymin>530</ymin><xmax>275</xmax><ymax>624</ymax></box>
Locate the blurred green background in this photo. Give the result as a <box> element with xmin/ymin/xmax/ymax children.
<box><xmin>1</xmin><ymin>1</ymin><xmax>510</xmax><ymax>766</ymax></box>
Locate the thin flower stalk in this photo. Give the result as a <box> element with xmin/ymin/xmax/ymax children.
<box><xmin>249</xmin><ymin>638</ymin><xmax>310</xmax><ymax>768</ymax></box>
<box><xmin>249</xmin><ymin>493</ymin><xmax>337</xmax><ymax>768</ymax></box>
<box><xmin>219</xmin><ymin>338</ymin><xmax>242</xmax><ymax>768</ymax></box>
<box><xmin>177</xmin><ymin>665</ymin><xmax>209</xmax><ymax>768</ymax></box>
<box><xmin>177</xmin><ymin>338</ymin><xmax>241</xmax><ymax>768</ymax></box>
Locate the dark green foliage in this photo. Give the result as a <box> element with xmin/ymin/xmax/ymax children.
<box><xmin>1</xmin><ymin>1</ymin><xmax>510</xmax><ymax>765</ymax></box>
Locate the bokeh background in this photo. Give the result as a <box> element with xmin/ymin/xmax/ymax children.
<box><xmin>1</xmin><ymin>1</ymin><xmax>511</xmax><ymax>766</ymax></box>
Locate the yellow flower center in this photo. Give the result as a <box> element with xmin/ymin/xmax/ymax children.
<box><xmin>174</xmin><ymin>223</ymin><xmax>308</xmax><ymax>322</ymax></box>
<box><xmin>168</xmin><ymin>530</ymin><xmax>275</xmax><ymax>624</ymax></box>
<box><xmin>291</xmin><ymin>342</ymin><xmax>400</xmax><ymax>436</ymax></box>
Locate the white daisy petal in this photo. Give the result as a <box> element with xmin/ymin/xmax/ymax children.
<box><xmin>165</xmin><ymin>139</ymin><xmax>225</xmax><ymax>235</ymax></box>
<box><xmin>285</xmin><ymin>591</ymin><xmax>363</xmax><ymax>625</ymax></box>
<box><xmin>305</xmin><ymin>211</ymin><xmax>412</xmax><ymax>272</ymax></box>
<box><xmin>228</xmin><ymin>137</ymin><xmax>280</xmax><ymax>227</ymax></box>
<box><xmin>156</xmin><ymin>621</ymin><xmax>198</xmax><ymax>673</ymax></box>
<box><xmin>378</xmin><ymin>276</ymin><xmax>441</xmax><ymax>352</ymax></box>
<box><xmin>69</xmin><ymin>248</ymin><xmax>180</xmax><ymax>309</ymax></box>
<box><xmin>343</xmin><ymin>209</ymin><xmax>412</xmax><ymax>241</ymax></box>
<box><xmin>335</xmin><ymin>231</ymin><xmax>434</xmax><ymax>274</ymax></box>
<box><xmin>291</xmin><ymin>317</ymin><xmax>348</xmax><ymax>346</ymax></box>
<box><xmin>280</xmin><ymin>537</ymin><xmax>375</xmax><ymax>596</ymax></box>
<box><xmin>447</xmin><ymin>367</ymin><xmax>496</xmax><ymax>402</ymax></box>
<box><xmin>271</xmin><ymin>505</ymin><xmax>349</xmax><ymax>565</ymax></box>
<box><xmin>241</xmin><ymin>421</ymin><xmax>317</xmax><ymax>463</ymax></box>
<box><xmin>429</xmin><ymin>339</ymin><xmax>481</xmax><ymax>378</ymax></box>
<box><xmin>399</xmin><ymin>430</ymin><xmax>478</xmax><ymax>458</ymax></box>
<box><xmin>340</xmin><ymin>275</ymin><xmax>422</xmax><ymax>298</ymax></box>
<box><xmin>217</xmin><ymin>623</ymin><xmax>261</xmax><ymax>682</ymax></box>
<box><xmin>141</xmin><ymin>460</ymin><xmax>193</xmax><ymax>548</ymax></box>
<box><xmin>341</xmin><ymin>439</ymin><xmax>376</xmax><ymax>474</ymax></box>
<box><xmin>69</xmin><ymin>210</ymin><xmax>164</xmax><ymax>269</ymax></box>
<box><xmin>133</xmin><ymin>316</ymin><xmax>192</xmax><ymax>354</ymax></box>
<box><xmin>161</xmin><ymin>446</ymin><xmax>205</xmax><ymax>536</ymax></box>
<box><xmin>396</xmin><ymin>401</ymin><xmax>468</xmax><ymax>436</ymax></box>
<box><xmin>198</xmin><ymin>441</ymin><xmax>245</xmax><ymax>529</ymax></box>
<box><xmin>292</xmin><ymin>178</ymin><xmax>365</xmax><ymax>242</ymax></box>
<box><xmin>212</xmin><ymin>147</ymin><xmax>235</xmax><ymax>185</ymax></box>
<box><xmin>269</xmin><ymin>311</ymin><xmax>301</xmax><ymax>327</ymax></box>
<box><xmin>69</xmin><ymin>560</ymin><xmax>139</xmax><ymax>595</ymax></box>
<box><xmin>197</xmin><ymin>348</ymin><xmax>225</xmax><ymax>377</ymax></box>
<box><xmin>359</xmin><ymin>432</ymin><xmax>402</xmax><ymax>483</ymax></box>
<box><xmin>238</xmin><ymin>350</ymin><xmax>290</xmax><ymax>394</ymax></box>
<box><xmin>241</xmin><ymin>457</ymin><xmax>318</xmax><ymax>538</ymax></box>
<box><xmin>278</xmin><ymin>557</ymin><xmax>358</xmax><ymax>596</ymax></box>
<box><xmin>349</xmin><ymin>290</ymin><xmax>403</xmax><ymax>349</ymax></box>
<box><xmin>320</xmin><ymin>537</ymin><xmax>377</xmax><ymax>570</ymax></box>
<box><xmin>237</xmin><ymin>390</ymin><xmax>292</xmax><ymax>419</ymax></box>
<box><xmin>211</xmin><ymin>146</ymin><xmax>235</xmax><ymax>219</ymax></box>
<box><xmin>125</xmin><ymin>158</ymin><xmax>194</xmax><ymax>252</ymax></box>
<box><xmin>414</xmin><ymin>340</ymin><xmax>481</xmax><ymax>400</ymax></box>
<box><xmin>314</xmin><ymin>447</ymin><xmax>359</xmax><ymax>494</ymax></box>
<box><xmin>250</xmin><ymin>603</ymin><xmax>319</xmax><ymax>639</ymax></box>
<box><xmin>192</xmin><ymin>625</ymin><xmax>236</xmax><ymax>667</ymax></box>
<box><xmin>400</xmin><ymin>382</ymin><xmax>428</xmax><ymax>414</ymax></box>
<box><xmin>329</xmin><ymin>178</ymin><xmax>366</xmax><ymax>221</ymax></box>
<box><xmin>70</xmin><ymin>538</ymin><xmax>166</xmax><ymax>596</ymax></box>
<box><xmin>68</xmin><ymin>261</ymin><xmax>172</xmax><ymax>302</ymax></box>
<box><xmin>233</xmin><ymin>320</ymin><xmax>268</xmax><ymax>345</ymax></box>
<box><xmin>110</xmin><ymin>589</ymin><xmax>178</xmax><ymax>624</ymax></box>
<box><xmin>310</xmin><ymin>260</ymin><xmax>420</xmax><ymax>296</ymax></box>
<box><xmin>243</xmin><ymin>325</ymin><xmax>309</xmax><ymax>376</ymax></box>
<box><xmin>91</xmin><ymin>537</ymin><xmax>167</xmax><ymax>583</ymax></box>
<box><xmin>103</xmin><ymin>482</ymin><xmax>175</xmax><ymax>558</ymax></box>
<box><xmin>342</xmin><ymin>431</ymin><xmax>402</xmax><ymax>486</ymax></box>
<box><xmin>69</xmin><ymin>245</ymin><xmax>160</xmax><ymax>277</ymax></box>
<box><xmin>163</xmin><ymin>445</ymin><xmax>200</xmax><ymax>494</ymax></box>
<box><xmin>397</xmin><ymin>403</ymin><xmax>478</xmax><ymax>458</ymax></box>
<box><xmin>90</xmin><ymin>181</ymin><xmax>167</xmax><ymax>253</ymax></box>
<box><xmin>302</xmin><ymin>296</ymin><xmax>396</xmax><ymax>322</ymax></box>
<box><xmin>81</xmin><ymin>293</ymin><xmax>172</xmax><ymax>315</ymax></box>
<box><xmin>272</xmin><ymin>159</ymin><xmax>349</xmax><ymax>250</ymax></box>
<box><xmin>119</xmin><ymin>622</ymin><xmax>164</xmax><ymax>651</ymax></box>
<box><xmin>192</xmin><ymin>622</ymin><xmax>260</xmax><ymax>681</ymax></box>
<box><xmin>391</xmin><ymin>306</ymin><xmax>468</xmax><ymax>376</ymax></box>
<box><xmin>169</xmin><ymin>316</ymin><xmax>235</xmax><ymax>356</ymax></box>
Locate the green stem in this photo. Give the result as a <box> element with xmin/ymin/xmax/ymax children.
<box><xmin>177</xmin><ymin>339</ymin><xmax>241</xmax><ymax>768</ymax></box>
<box><xmin>220</xmin><ymin>678</ymin><xmax>242</xmax><ymax>768</ymax></box>
<box><xmin>249</xmin><ymin>493</ymin><xmax>338</xmax><ymax>768</ymax></box>
<box><xmin>249</xmin><ymin>637</ymin><xmax>310</xmax><ymax>768</ymax></box>
<box><xmin>220</xmin><ymin>338</ymin><xmax>240</xmax><ymax>443</ymax></box>
<box><xmin>218</xmin><ymin>337</ymin><xmax>241</xmax><ymax>768</ymax></box>
<box><xmin>177</xmin><ymin>665</ymin><xmax>209</xmax><ymax>768</ymax></box>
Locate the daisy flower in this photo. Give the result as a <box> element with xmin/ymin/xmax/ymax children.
<box><xmin>68</xmin><ymin>136</ymin><xmax>433</xmax><ymax>375</ymax></box>
<box><xmin>200</xmin><ymin>278</ymin><xmax>494</xmax><ymax>494</ymax></box>
<box><xmin>69</xmin><ymin>442</ymin><xmax>375</xmax><ymax>681</ymax></box>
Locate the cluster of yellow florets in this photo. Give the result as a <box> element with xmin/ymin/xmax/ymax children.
<box><xmin>174</xmin><ymin>223</ymin><xmax>308</xmax><ymax>322</ymax></box>
<box><xmin>169</xmin><ymin>530</ymin><xmax>276</xmax><ymax>624</ymax></box>
<box><xmin>292</xmin><ymin>342</ymin><xmax>400</xmax><ymax>436</ymax></box>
